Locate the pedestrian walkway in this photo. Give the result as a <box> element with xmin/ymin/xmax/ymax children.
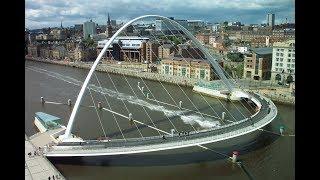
<box><xmin>25</xmin><ymin>135</ymin><xmax>65</xmax><ymax>180</ymax></box>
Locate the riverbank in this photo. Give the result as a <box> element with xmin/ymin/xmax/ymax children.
<box><xmin>26</xmin><ymin>57</ymin><xmax>197</xmax><ymax>87</ymax></box>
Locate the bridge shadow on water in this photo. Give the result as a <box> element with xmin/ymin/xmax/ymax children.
<box><xmin>48</xmin><ymin>124</ymin><xmax>279</xmax><ymax>167</ymax></box>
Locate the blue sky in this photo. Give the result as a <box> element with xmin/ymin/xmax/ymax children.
<box><xmin>25</xmin><ymin>0</ymin><xmax>295</xmax><ymax>29</ymax></box>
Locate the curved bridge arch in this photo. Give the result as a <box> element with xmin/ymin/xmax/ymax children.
<box><xmin>61</xmin><ymin>15</ymin><xmax>235</xmax><ymax>141</ymax></box>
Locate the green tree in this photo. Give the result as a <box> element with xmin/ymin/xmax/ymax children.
<box><xmin>227</xmin><ymin>52</ymin><xmax>244</xmax><ymax>62</ymax></box>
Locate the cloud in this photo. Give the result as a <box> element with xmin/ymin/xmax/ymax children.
<box><xmin>25</xmin><ymin>0</ymin><xmax>295</xmax><ymax>29</ymax></box>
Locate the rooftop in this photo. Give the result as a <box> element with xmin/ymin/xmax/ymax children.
<box><xmin>251</xmin><ymin>47</ymin><xmax>272</xmax><ymax>55</ymax></box>
<box><xmin>35</xmin><ymin>112</ymin><xmax>61</xmax><ymax>123</ymax></box>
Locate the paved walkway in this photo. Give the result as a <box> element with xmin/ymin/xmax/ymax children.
<box><xmin>25</xmin><ymin>135</ymin><xmax>65</xmax><ymax>180</ymax></box>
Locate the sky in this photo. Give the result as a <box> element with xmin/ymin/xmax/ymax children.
<box><xmin>25</xmin><ymin>0</ymin><xmax>295</xmax><ymax>29</ymax></box>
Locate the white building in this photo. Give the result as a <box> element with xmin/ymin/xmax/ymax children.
<box><xmin>83</xmin><ymin>20</ymin><xmax>96</xmax><ymax>39</ymax></box>
<box><xmin>97</xmin><ymin>36</ymin><xmax>149</xmax><ymax>49</ymax></box>
<box><xmin>237</xmin><ymin>46</ymin><xmax>248</xmax><ymax>53</ymax></box>
<box><xmin>271</xmin><ymin>39</ymin><xmax>295</xmax><ymax>83</ymax></box>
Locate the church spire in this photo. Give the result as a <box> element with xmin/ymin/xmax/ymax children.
<box><xmin>107</xmin><ymin>13</ymin><xmax>111</xmax><ymax>26</ymax></box>
<box><xmin>106</xmin><ymin>12</ymin><xmax>113</xmax><ymax>38</ymax></box>
<box><xmin>60</xmin><ymin>20</ymin><xmax>63</xmax><ymax>29</ymax></box>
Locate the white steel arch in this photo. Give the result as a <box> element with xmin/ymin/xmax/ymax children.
<box><xmin>60</xmin><ymin>15</ymin><xmax>234</xmax><ymax>141</ymax></box>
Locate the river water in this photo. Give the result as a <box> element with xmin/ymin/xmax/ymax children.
<box><xmin>25</xmin><ymin>60</ymin><xmax>295</xmax><ymax>180</ymax></box>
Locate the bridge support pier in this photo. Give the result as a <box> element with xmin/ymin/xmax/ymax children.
<box><xmin>222</xmin><ymin>112</ymin><xmax>226</xmax><ymax>121</ymax></box>
<box><xmin>98</xmin><ymin>102</ymin><xmax>102</xmax><ymax>109</ymax></box>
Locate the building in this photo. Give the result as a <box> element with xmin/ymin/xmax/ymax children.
<box><xmin>267</xmin><ymin>13</ymin><xmax>275</xmax><ymax>28</ymax></box>
<box><xmin>106</xmin><ymin>13</ymin><xmax>113</xmax><ymax>38</ymax></box>
<box><xmin>145</xmin><ymin>41</ymin><xmax>160</xmax><ymax>63</ymax></box>
<box><xmin>35</xmin><ymin>34</ymin><xmax>51</xmax><ymax>40</ymax></box>
<box><xmin>243</xmin><ymin>47</ymin><xmax>273</xmax><ymax>80</ymax></box>
<box><xmin>160</xmin><ymin>57</ymin><xmax>215</xmax><ymax>81</ymax></box>
<box><xmin>51</xmin><ymin>46</ymin><xmax>67</xmax><ymax>60</ymax></box>
<box><xmin>237</xmin><ymin>46</ymin><xmax>249</xmax><ymax>53</ymax></box>
<box><xmin>74</xmin><ymin>43</ymin><xmax>97</xmax><ymax>61</ymax></box>
<box><xmin>27</xmin><ymin>44</ymin><xmax>41</xmax><ymax>57</ymax></box>
<box><xmin>83</xmin><ymin>20</ymin><xmax>96</xmax><ymax>39</ymax></box>
<box><xmin>158</xmin><ymin>44</ymin><xmax>176</xmax><ymax>59</ymax></box>
<box><xmin>177</xmin><ymin>44</ymin><xmax>205</xmax><ymax>59</ymax></box>
<box><xmin>155</xmin><ymin>18</ymin><xmax>188</xmax><ymax>33</ymax></box>
<box><xmin>97</xmin><ymin>36</ymin><xmax>149</xmax><ymax>62</ymax></box>
<box><xmin>49</xmin><ymin>28</ymin><xmax>66</xmax><ymax>40</ymax></box>
<box><xmin>155</xmin><ymin>19</ymin><xmax>176</xmax><ymax>32</ymax></box>
<box><xmin>271</xmin><ymin>39</ymin><xmax>295</xmax><ymax>83</ymax></box>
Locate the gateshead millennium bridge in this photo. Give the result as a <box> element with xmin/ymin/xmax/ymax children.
<box><xmin>36</xmin><ymin>15</ymin><xmax>277</xmax><ymax>157</ymax></box>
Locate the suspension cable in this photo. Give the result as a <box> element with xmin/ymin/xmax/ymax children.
<box><xmin>93</xmin><ymin>72</ymin><xmax>127</xmax><ymax>140</ymax></box>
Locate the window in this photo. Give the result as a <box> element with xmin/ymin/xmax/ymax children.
<box><xmin>287</xmin><ymin>64</ymin><xmax>290</xmax><ymax>68</ymax></box>
<box><xmin>276</xmin><ymin>53</ymin><xmax>279</xmax><ymax>56</ymax></box>
<box><xmin>275</xmin><ymin>68</ymin><xmax>279</xmax><ymax>71</ymax></box>
<box><xmin>165</xmin><ymin>66</ymin><xmax>169</xmax><ymax>74</ymax></box>
<box><xmin>292</xmin><ymin>54</ymin><xmax>295</xmax><ymax>57</ymax></box>
<box><xmin>288</xmin><ymin>54</ymin><xmax>291</xmax><ymax>57</ymax></box>
<box><xmin>288</xmin><ymin>59</ymin><xmax>291</xmax><ymax>62</ymax></box>
<box><xmin>200</xmin><ymin>69</ymin><xmax>205</xmax><ymax>79</ymax></box>
<box><xmin>292</xmin><ymin>59</ymin><xmax>295</xmax><ymax>62</ymax></box>
<box><xmin>276</xmin><ymin>63</ymin><xmax>279</xmax><ymax>66</ymax></box>
<box><xmin>289</xmin><ymin>49</ymin><xmax>292</xmax><ymax>52</ymax></box>
<box><xmin>280</xmin><ymin>53</ymin><xmax>283</xmax><ymax>57</ymax></box>
<box><xmin>276</xmin><ymin>58</ymin><xmax>279</xmax><ymax>61</ymax></box>
<box><xmin>281</xmin><ymin>49</ymin><xmax>284</xmax><ymax>52</ymax></box>
<box><xmin>277</xmin><ymin>49</ymin><xmax>280</xmax><ymax>51</ymax></box>
<box><xmin>181</xmin><ymin>68</ymin><xmax>186</xmax><ymax>76</ymax></box>
<box><xmin>280</xmin><ymin>63</ymin><xmax>283</xmax><ymax>67</ymax></box>
<box><xmin>291</xmin><ymin>64</ymin><xmax>295</xmax><ymax>68</ymax></box>
<box><xmin>280</xmin><ymin>58</ymin><xmax>283</xmax><ymax>62</ymax></box>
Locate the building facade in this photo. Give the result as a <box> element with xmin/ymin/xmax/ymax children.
<box><xmin>158</xmin><ymin>44</ymin><xmax>175</xmax><ymax>59</ymax></box>
<box><xmin>243</xmin><ymin>47</ymin><xmax>272</xmax><ymax>80</ymax></box>
<box><xmin>145</xmin><ymin>41</ymin><xmax>159</xmax><ymax>63</ymax></box>
<box><xmin>160</xmin><ymin>57</ymin><xmax>215</xmax><ymax>81</ymax></box>
<box><xmin>271</xmin><ymin>39</ymin><xmax>295</xmax><ymax>83</ymax></box>
<box><xmin>267</xmin><ymin>13</ymin><xmax>275</xmax><ymax>28</ymax></box>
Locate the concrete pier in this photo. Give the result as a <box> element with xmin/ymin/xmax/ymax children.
<box><xmin>25</xmin><ymin>134</ymin><xmax>65</xmax><ymax>180</ymax></box>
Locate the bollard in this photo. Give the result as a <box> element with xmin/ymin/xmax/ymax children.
<box><xmin>171</xmin><ymin>129</ymin><xmax>175</xmax><ymax>136</ymax></box>
<box><xmin>138</xmin><ymin>82</ymin><xmax>140</xmax><ymax>88</ymax></box>
<box><xmin>222</xmin><ymin>112</ymin><xmax>226</xmax><ymax>121</ymax></box>
<box><xmin>128</xmin><ymin>113</ymin><xmax>133</xmax><ymax>121</ymax></box>
<box><xmin>279</xmin><ymin>125</ymin><xmax>285</xmax><ymax>135</ymax></box>
<box><xmin>141</xmin><ymin>86</ymin><xmax>144</xmax><ymax>92</ymax></box>
<box><xmin>232</xmin><ymin>151</ymin><xmax>239</xmax><ymax>163</ymax></box>
<box><xmin>41</xmin><ymin>97</ymin><xmax>45</xmax><ymax>104</ymax></box>
<box><xmin>146</xmin><ymin>93</ymin><xmax>149</xmax><ymax>99</ymax></box>
<box><xmin>179</xmin><ymin>101</ymin><xmax>183</xmax><ymax>109</ymax></box>
<box><xmin>67</xmin><ymin>99</ymin><xmax>72</xmax><ymax>106</ymax></box>
<box><xmin>98</xmin><ymin>102</ymin><xmax>102</xmax><ymax>109</ymax></box>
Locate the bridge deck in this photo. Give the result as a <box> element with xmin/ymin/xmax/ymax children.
<box><xmin>45</xmin><ymin>93</ymin><xmax>277</xmax><ymax>157</ymax></box>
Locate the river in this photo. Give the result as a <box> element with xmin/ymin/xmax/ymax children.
<box><xmin>25</xmin><ymin>60</ymin><xmax>294</xmax><ymax>180</ymax></box>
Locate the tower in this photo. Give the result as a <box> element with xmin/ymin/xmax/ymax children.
<box><xmin>266</xmin><ymin>13</ymin><xmax>275</xmax><ymax>29</ymax></box>
<box><xmin>60</xmin><ymin>20</ymin><xmax>63</xmax><ymax>29</ymax></box>
<box><xmin>106</xmin><ymin>13</ymin><xmax>113</xmax><ymax>38</ymax></box>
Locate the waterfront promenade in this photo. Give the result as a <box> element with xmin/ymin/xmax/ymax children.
<box><xmin>25</xmin><ymin>134</ymin><xmax>65</xmax><ymax>180</ymax></box>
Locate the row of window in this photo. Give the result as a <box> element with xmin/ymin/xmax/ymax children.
<box><xmin>275</xmin><ymin>58</ymin><xmax>295</xmax><ymax>62</ymax></box>
<box><xmin>277</xmin><ymin>48</ymin><xmax>295</xmax><ymax>52</ymax></box>
<box><xmin>275</xmin><ymin>52</ymin><xmax>295</xmax><ymax>57</ymax></box>
<box><xmin>275</xmin><ymin>67</ymin><xmax>295</xmax><ymax>72</ymax></box>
